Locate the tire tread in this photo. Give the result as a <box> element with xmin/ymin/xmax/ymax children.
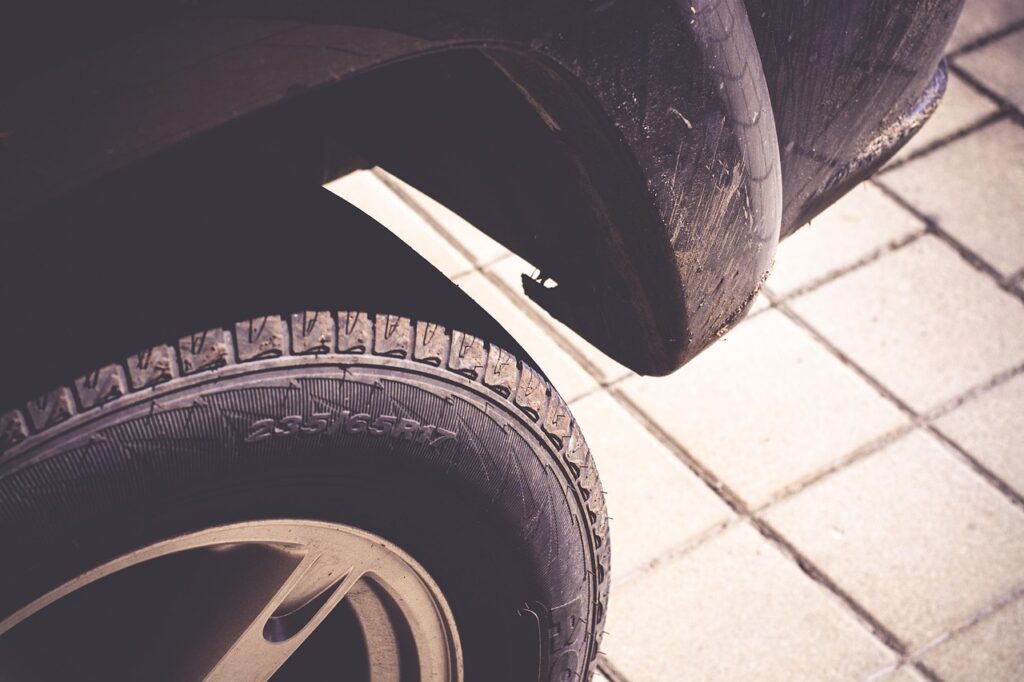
<box><xmin>0</xmin><ymin>309</ymin><xmax>610</xmax><ymax>679</ymax></box>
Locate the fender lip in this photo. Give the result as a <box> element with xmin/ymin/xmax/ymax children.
<box><xmin>474</xmin><ymin>0</ymin><xmax>783</xmax><ymax>375</ymax></box>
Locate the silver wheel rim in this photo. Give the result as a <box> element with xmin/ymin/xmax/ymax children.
<box><xmin>0</xmin><ymin>520</ymin><xmax>463</xmax><ymax>681</ymax></box>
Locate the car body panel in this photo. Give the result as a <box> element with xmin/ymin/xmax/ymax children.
<box><xmin>745</xmin><ymin>0</ymin><xmax>963</xmax><ymax>235</ymax></box>
<box><xmin>0</xmin><ymin>0</ymin><xmax>962</xmax><ymax>386</ymax></box>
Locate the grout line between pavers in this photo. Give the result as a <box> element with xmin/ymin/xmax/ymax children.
<box><xmin>946</xmin><ymin>19</ymin><xmax>1024</xmax><ymax>60</ymax></box>
<box><xmin>596</xmin><ymin>654</ymin><xmax>632</xmax><ymax>682</ymax></box>
<box><xmin>477</xmin><ymin>251</ymin><xmax>515</xmax><ymax>271</ymax></box>
<box><xmin>371</xmin><ymin>167</ymin><xmax>483</xmax><ymax>266</ymax></box>
<box><xmin>775</xmin><ymin>300</ymin><xmax>1024</xmax><ymax>513</ymax></box>
<box><xmin>907</xmin><ymin>584</ymin><xmax>1024</xmax><ymax>663</ymax></box>
<box><xmin>924</xmin><ymin>360</ymin><xmax>1024</xmax><ymax>423</ymax></box>
<box><xmin>567</xmin><ymin>382</ymin><xmax>615</xmax><ymax>407</ymax></box>
<box><xmin>614</xmin><ymin>518</ymin><xmax>740</xmax><ymax>589</ymax></box>
<box><xmin>756</xmin><ymin>359</ymin><xmax>1024</xmax><ymax>511</ymax></box>
<box><xmin>478</xmin><ymin>268</ymin><xmax>612</xmax><ymax>381</ymax></box>
<box><xmin>871</xmin><ymin>179</ymin><xmax>1024</xmax><ymax>304</ymax></box>
<box><xmin>865</xmin><ymin>660</ymin><xmax>943</xmax><ymax>682</ymax></box>
<box><xmin>377</xmin><ymin>169</ymin><xmax>622</xmax><ymax>385</ymax></box>
<box><xmin>766</xmin><ymin>229</ymin><xmax>926</xmax><ymax>305</ymax></box>
<box><xmin>947</xmin><ymin>60</ymin><xmax>1024</xmax><ymax>125</ymax></box>
<box><xmin>607</xmin><ymin>383</ymin><xmax>912</xmax><ymax>657</ymax></box>
<box><xmin>752</xmin><ymin>422</ymin><xmax>917</xmax><ymax>512</ymax></box>
<box><xmin>862</xmin><ymin>587</ymin><xmax>1024</xmax><ymax>682</ymax></box>
<box><xmin>381</xmin><ymin>159</ymin><xmax>782</xmax><ymax>392</ymax></box>
<box><xmin>926</xmin><ymin>422</ymin><xmax>1024</xmax><ymax>511</ymax></box>
<box><xmin>377</xmin><ymin>144</ymin><xmax>1023</xmax><ymax>680</ymax></box>
<box><xmin>418</xmin><ymin>172</ymin><xmax>1024</xmax><ymax>667</ymax></box>
<box><xmin>606</xmin><ymin>385</ymin><xmax>748</xmax><ymax>515</ymax></box>
<box><xmin>864</xmin><ymin>660</ymin><xmax>902</xmax><ymax>681</ymax></box>
<box><xmin>878</xmin><ymin>111</ymin><xmax>1006</xmax><ymax>173</ymax></box>
<box><xmin>912</xmin><ymin>661</ymin><xmax>945</xmax><ymax>682</ymax></box>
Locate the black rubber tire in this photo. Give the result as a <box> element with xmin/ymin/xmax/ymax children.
<box><xmin>0</xmin><ymin>311</ymin><xmax>609</xmax><ymax>681</ymax></box>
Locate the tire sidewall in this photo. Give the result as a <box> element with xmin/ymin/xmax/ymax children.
<box><xmin>0</xmin><ymin>360</ymin><xmax>594</xmax><ymax>681</ymax></box>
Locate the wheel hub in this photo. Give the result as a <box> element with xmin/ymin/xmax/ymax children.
<box><xmin>0</xmin><ymin>520</ymin><xmax>463</xmax><ymax>681</ymax></box>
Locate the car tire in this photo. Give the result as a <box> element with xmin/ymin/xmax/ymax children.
<box><xmin>0</xmin><ymin>310</ymin><xmax>609</xmax><ymax>681</ymax></box>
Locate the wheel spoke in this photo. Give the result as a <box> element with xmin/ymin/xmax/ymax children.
<box><xmin>3</xmin><ymin>520</ymin><xmax>461</xmax><ymax>682</ymax></box>
<box><xmin>203</xmin><ymin>550</ymin><xmax>365</xmax><ymax>682</ymax></box>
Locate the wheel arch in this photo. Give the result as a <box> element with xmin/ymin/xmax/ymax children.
<box><xmin>1</xmin><ymin>0</ymin><xmax>782</xmax><ymax>379</ymax></box>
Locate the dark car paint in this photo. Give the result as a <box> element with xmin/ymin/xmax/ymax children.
<box><xmin>0</xmin><ymin>0</ymin><xmax>962</xmax><ymax>404</ymax></box>
<box><xmin>746</xmin><ymin>0</ymin><xmax>963</xmax><ymax>235</ymax></box>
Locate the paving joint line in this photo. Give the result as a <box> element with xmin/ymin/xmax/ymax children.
<box><xmin>766</xmin><ymin>230</ymin><xmax>926</xmax><ymax>305</ymax></box>
<box><xmin>479</xmin><ymin>267</ymin><xmax>611</xmax><ymax>381</ymax></box>
<box><xmin>375</xmin><ymin>138</ymin><xmax>1022</xmax><ymax>677</ymax></box>
<box><xmin>871</xmin><ymin>180</ymin><xmax>1024</xmax><ymax>305</ymax></box>
<box><xmin>924</xmin><ymin>360</ymin><xmax>1024</xmax><ymax>423</ymax></box>
<box><xmin>927</xmin><ymin>423</ymin><xmax>1024</xmax><ymax>512</ymax></box>
<box><xmin>928</xmin><ymin>225</ymin><xmax>1024</xmax><ymax>297</ymax></box>
<box><xmin>477</xmin><ymin>251</ymin><xmax>514</xmax><ymax>271</ymax></box>
<box><xmin>607</xmin><ymin>354</ymin><xmax>1018</xmax><ymax>518</ymax></box>
<box><xmin>567</xmin><ymin>383</ymin><xmax>611</xmax><ymax>406</ymax></box>
<box><xmin>376</xmin><ymin>166</ymin><xmax>623</xmax><ymax>386</ymax></box>
<box><xmin>947</xmin><ymin>60</ymin><xmax>1024</xmax><ymax>124</ymax></box>
<box><xmin>596</xmin><ymin>654</ymin><xmax>632</xmax><ymax>682</ymax></box>
<box><xmin>946</xmin><ymin>19</ymin><xmax>1024</xmax><ymax>59</ymax></box>
<box><xmin>867</xmin><ymin>575</ymin><xmax>1024</xmax><ymax>680</ymax></box>
<box><xmin>596</xmin><ymin>288</ymin><xmax>1024</xmax><ymax>527</ymax></box>
<box><xmin>776</xmin><ymin>301</ymin><xmax>1024</xmax><ymax>510</ymax></box>
<box><xmin>371</xmin><ymin>167</ymin><xmax>482</xmax><ymax>266</ymax></box>
<box><xmin>755</xmin><ymin>357</ymin><xmax>1024</xmax><ymax>512</ymax></box>
<box><xmin>878</xmin><ymin>110</ymin><xmax>1006</xmax><ymax>173</ymax></box>
<box><xmin>754</xmin><ymin>517</ymin><xmax>911</xmax><ymax>655</ymax></box>
<box><xmin>908</xmin><ymin>585</ymin><xmax>1024</xmax><ymax>665</ymax></box>
<box><xmin>607</xmin><ymin>384</ymin><xmax>911</xmax><ymax>657</ymax></box>
<box><xmin>913</xmin><ymin>661</ymin><xmax>945</xmax><ymax>682</ymax></box>
<box><xmin>607</xmin><ymin>386</ymin><xmax>747</xmax><ymax>515</ymax></box>
<box><xmin>614</xmin><ymin>518</ymin><xmax>740</xmax><ymax>589</ymax></box>
<box><xmin>753</xmin><ymin>422</ymin><xmax>918</xmax><ymax>512</ymax></box>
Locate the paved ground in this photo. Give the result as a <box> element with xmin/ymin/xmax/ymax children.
<box><xmin>328</xmin><ymin>3</ymin><xmax>1024</xmax><ymax>679</ymax></box>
